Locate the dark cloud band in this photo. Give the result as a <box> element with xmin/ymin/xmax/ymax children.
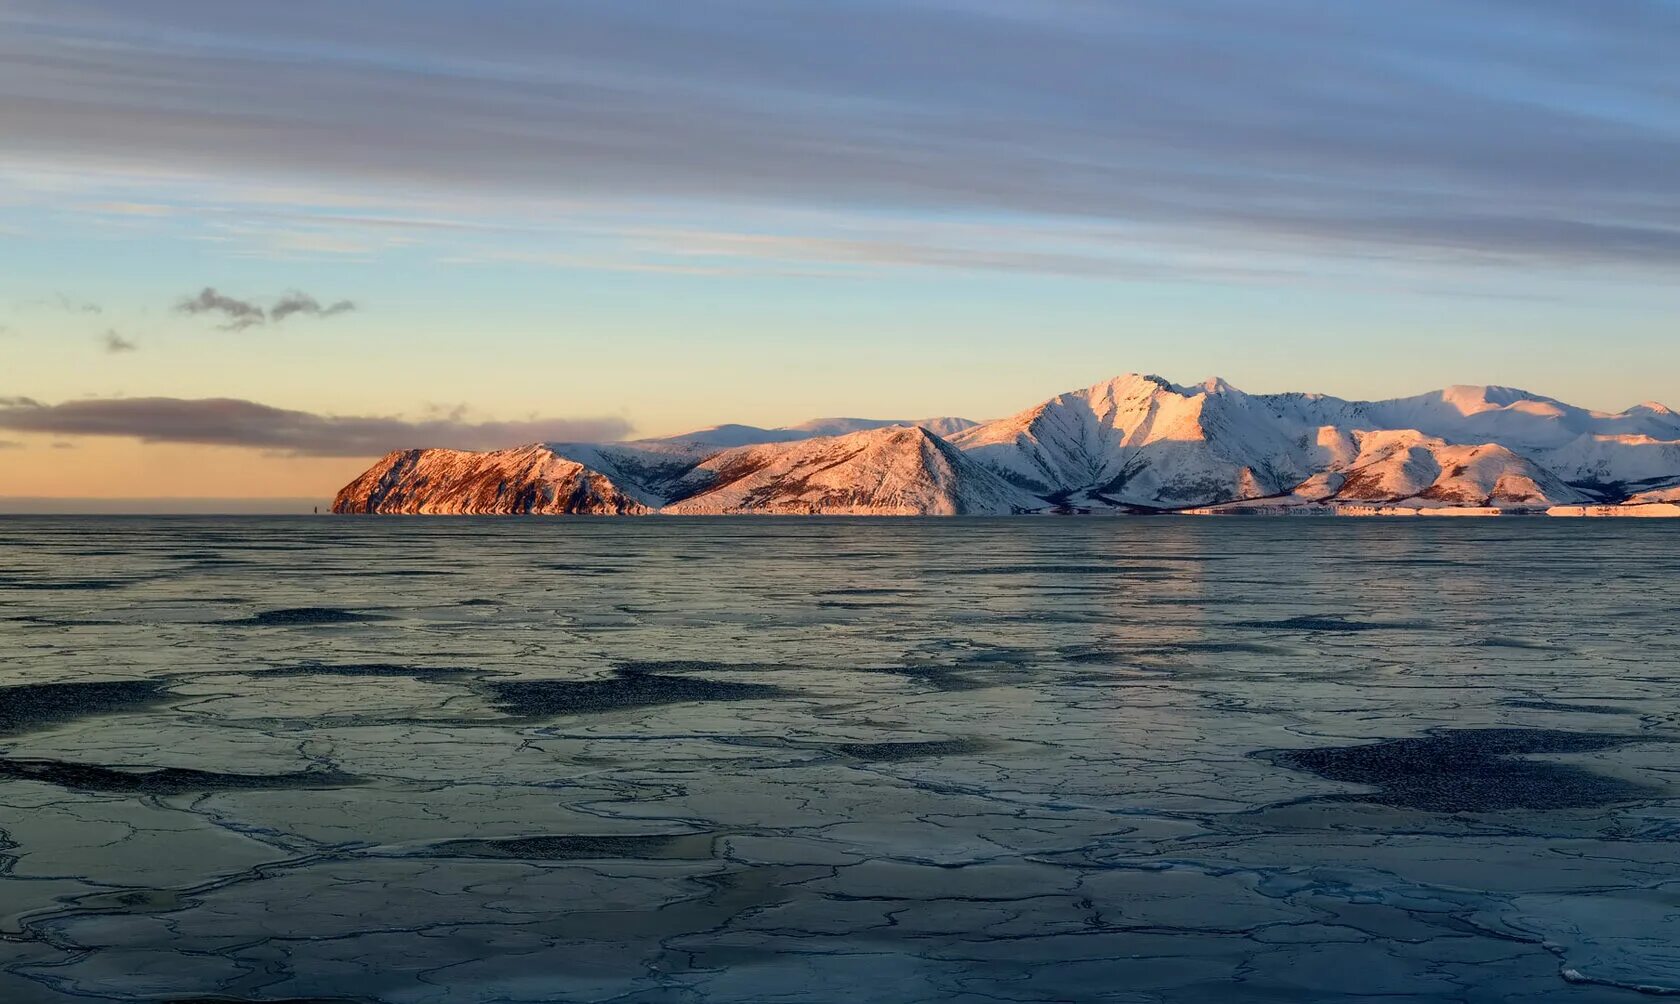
<box><xmin>100</xmin><ymin>331</ymin><xmax>137</xmax><ymax>353</ymax></box>
<box><xmin>0</xmin><ymin>1</ymin><xmax>1675</xmax><ymax>270</ymax></box>
<box><xmin>176</xmin><ymin>288</ymin><xmax>357</xmax><ymax>330</ymax></box>
<box><xmin>270</xmin><ymin>292</ymin><xmax>355</xmax><ymax>322</ymax></box>
<box><xmin>177</xmin><ymin>288</ymin><xmax>266</xmax><ymax>330</ymax></box>
<box><xmin>0</xmin><ymin>396</ymin><xmax>632</xmax><ymax>456</ymax></box>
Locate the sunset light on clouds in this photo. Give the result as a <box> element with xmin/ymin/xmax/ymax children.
<box><xmin>2</xmin><ymin>0</ymin><xmax>1677</xmax><ymax>502</ymax></box>
<box><xmin>5</xmin><ymin>7</ymin><xmax>1680</xmax><ymax>1000</ymax></box>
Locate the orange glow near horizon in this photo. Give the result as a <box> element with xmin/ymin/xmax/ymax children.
<box><xmin>0</xmin><ymin>436</ymin><xmax>370</xmax><ymax>500</ymax></box>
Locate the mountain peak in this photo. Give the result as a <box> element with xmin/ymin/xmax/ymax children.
<box><xmin>334</xmin><ymin>370</ymin><xmax>1680</xmax><ymax>515</ymax></box>
<box><xmin>1438</xmin><ymin>384</ymin><xmax>1548</xmax><ymax>414</ymax></box>
<box><xmin>1083</xmin><ymin>372</ymin><xmax>1177</xmax><ymax>398</ymax></box>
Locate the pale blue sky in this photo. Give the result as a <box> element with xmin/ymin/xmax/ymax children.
<box><xmin>1</xmin><ymin>0</ymin><xmax>1677</xmax><ymax>495</ymax></box>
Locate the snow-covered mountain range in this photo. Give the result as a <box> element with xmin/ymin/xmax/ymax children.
<box><xmin>334</xmin><ymin>374</ymin><xmax>1680</xmax><ymax>516</ymax></box>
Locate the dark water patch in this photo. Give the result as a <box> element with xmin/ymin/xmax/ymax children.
<box><xmin>616</xmin><ymin>659</ymin><xmax>792</xmax><ymax>676</ymax></box>
<box><xmin>0</xmin><ymin>680</ymin><xmax>169</xmax><ymax>735</ymax></box>
<box><xmin>1156</xmin><ymin>641</ymin><xmax>1280</xmax><ymax>654</ymax></box>
<box><xmin>0</xmin><ymin>758</ymin><xmax>361</xmax><ymax>794</ymax></box>
<box><xmin>1138</xmin><ymin>596</ymin><xmax>1245</xmax><ymax>607</ymax></box>
<box><xmin>224</xmin><ymin>607</ymin><xmax>391</xmax><ymax>626</ymax></box>
<box><xmin>1473</xmin><ymin>636</ymin><xmax>1562</xmax><ymax>651</ymax></box>
<box><xmin>1236</xmin><ymin>615</ymin><xmax>1420</xmax><ymax>633</ymax></box>
<box><xmin>457</xmin><ymin>598</ymin><xmax>498</xmax><ymax>606</ymax></box>
<box><xmin>821</xmin><ymin>588</ymin><xmax>903</xmax><ymax>597</ymax></box>
<box><xmin>822</xmin><ymin>738</ymin><xmax>991</xmax><ymax>762</ymax></box>
<box><xmin>8</xmin><ymin>614</ymin><xmax>122</xmax><ymax>627</ymax></box>
<box><xmin>816</xmin><ymin>600</ymin><xmax>902</xmax><ymax>610</ymax></box>
<box><xmin>1062</xmin><ymin>641</ymin><xmax>1278</xmax><ymax>663</ymax></box>
<box><xmin>258</xmin><ymin>663</ymin><xmax>471</xmax><ymax>679</ymax></box>
<box><xmin>403</xmin><ymin>832</ymin><xmax>715</xmax><ymax>861</ymax></box>
<box><xmin>858</xmin><ymin>663</ymin><xmax>989</xmax><ymax>692</ymax></box>
<box><xmin>948</xmin><ymin>564</ymin><xmax>1177</xmax><ymax>576</ymax></box>
<box><xmin>1060</xmin><ymin>649</ymin><xmax>1131</xmax><ymax>665</ymax></box>
<box><xmin>0</xmin><ymin>576</ymin><xmax>137</xmax><ymax>591</ymax></box>
<box><xmin>712</xmin><ymin>734</ymin><xmax>993</xmax><ymax>763</ymax></box>
<box><xmin>323</xmin><ymin>568</ymin><xmax>456</xmax><ymax>578</ymax></box>
<box><xmin>1503</xmin><ymin>699</ymin><xmax>1636</xmax><ymax>716</ymax></box>
<box><xmin>485</xmin><ymin>670</ymin><xmax>784</xmax><ymax>717</ymax></box>
<box><xmin>1362</xmin><ymin>558</ymin><xmax>1465</xmax><ymax>567</ymax></box>
<box><xmin>1261</xmin><ymin>729</ymin><xmax>1656</xmax><ymax>812</ymax></box>
<box><xmin>168</xmin><ymin>998</ymin><xmax>370</xmax><ymax>1004</ymax></box>
<box><xmin>70</xmin><ymin>887</ymin><xmax>194</xmax><ymax>915</ymax></box>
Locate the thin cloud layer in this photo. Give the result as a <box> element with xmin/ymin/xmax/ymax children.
<box><xmin>270</xmin><ymin>291</ymin><xmax>355</xmax><ymax>322</ymax></box>
<box><xmin>0</xmin><ymin>396</ymin><xmax>633</xmax><ymax>456</ymax></box>
<box><xmin>176</xmin><ymin>288</ymin><xmax>356</xmax><ymax>329</ymax></box>
<box><xmin>177</xmin><ymin>288</ymin><xmax>265</xmax><ymax>330</ymax></box>
<box><xmin>1</xmin><ymin>1</ymin><xmax>1677</xmax><ymax>269</ymax></box>
<box><xmin>100</xmin><ymin>330</ymin><xmax>137</xmax><ymax>353</ymax></box>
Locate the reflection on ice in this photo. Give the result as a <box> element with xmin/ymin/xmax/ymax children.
<box><xmin>0</xmin><ymin>515</ymin><xmax>1676</xmax><ymax>1002</ymax></box>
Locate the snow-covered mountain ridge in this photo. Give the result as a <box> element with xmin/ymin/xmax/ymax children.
<box><xmin>334</xmin><ymin>374</ymin><xmax>1680</xmax><ymax>515</ymax></box>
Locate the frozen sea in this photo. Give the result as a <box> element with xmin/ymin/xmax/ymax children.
<box><xmin>1</xmin><ymin>515</ymin><xmax>1678</xmax><ymax>1003</ymax></box>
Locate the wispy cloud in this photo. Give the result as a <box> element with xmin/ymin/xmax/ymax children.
<box><xmin>1</xmin><ymin>0</ymin><xmax>1676</xmax><ymax>271</ymax></box>
<box><xmin>100</xmin><ymin>330</ymin><xmax>137</xmax><ymax>353</ymax></box>
<box><xmin>0</xmin><ymin>396</ymin><xmax>633</xmax><ymax>456</ymax></box>
<box><xmin>85</xmin><ymin>201</ymin><xmax>174</xmax><ymax>217</ymax></box>
<box><xmin>0</xmin><ymin>440</ymin><xmax>20</xmax><ymax>450</ymax></box>
<box><xmin>16</xmin><ymin>294</ymin><xmax>103</xmax><ymax>315</ymax></box>
<box><xmin>56</xmin><ymin>294</ymin><xmax>102</xmax><ymax>315</ymax></box>
<box><xmin>175</xmin><ymin>287</ymin><xmax>356</xmax><ymax>330</ymax></box>
<box><xmin>177</xmin><ymin>287</ymin><xmax>266</xmax><ymax>330</ymax></box>
<box><xmin>640</xmin><ymin>227</ymin><xmax>1297</xmax><ymax>284</ymax></box>
<box><xmin>269</xmin><ymin>291</ymin><xmax>355</xmax><ymax>322</ymax></box>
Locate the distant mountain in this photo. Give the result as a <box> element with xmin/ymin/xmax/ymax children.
<box><xmin>651</xmin><ymin>415</ymin><xmax>978</xmax><ymax>447</ymax></box>
<box><xmin>662</xmin><ymin>426</ymin><xmax>1037</xmax><ymax>515</ymax></box>
<box><xmin>335</xmin><ymin>445</ymin><xmax>654</xmax><ymax>515</ymax></box>
<box><xmin>334</xmin><ymin>374</ymin><xmax>1680</xmax><ymax>516</ymax></box>
<box><xmin>337</xmin><ymin>426</ymin><xmax>1035</xmax><ymax>516</ymax></box>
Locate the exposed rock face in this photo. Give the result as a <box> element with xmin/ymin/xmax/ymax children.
<box><xmin>332</xmin><ymin>375</ymin><xmax>1680</xmax><ymax>516</ymax></box>
<box><xmin>332</xmin><ymin>446</ymin><xmax>652</xmax><ymax>515</ymax></box>
<box><xmin>662</xmin><ymin>426</ymin><xmax>1038</xmax><ymax>515</ymax></box>
<box><xmin>334</xmin><ymin>427</ymin><xmax>1035</xmax><ymax>516</ymax></box>
<box><xmin>949</xmin><ymin>374</ymin><xmax>1321</xmax><ymax>506</ymax></box>
<box><xmin>1298</xmin><ymin>433</ymin><xmax>1583</xmax><ymax>507</ymax></box>
<box><xmin>948</xmin><ymin>375</ymin><xmax>1666</xmax><ymax>511</ymax></box>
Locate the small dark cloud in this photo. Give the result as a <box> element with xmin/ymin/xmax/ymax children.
<box><xmin>0</xmin><ymin>440</ymin><xmax>21</xmax><ymax>450</ymax></box>
<box><xmin>270</xmin><ymin>291</ymin><xmax>355</xmax><ymax>322</ymax></box>
<box><xmin>177</xmin><ymin>287</ymin><xmax>266</xmax><ymax>330</ymax></box>
<box><xmin>14</xmin><ymin>295</ymin><xmax>101</xmax><ymax>315</ymax></box>
<box><xmin>0</xmin><ymin>396</ymin><xmax>633</xmax><ymax>456</ymax></box>
<box><xmin>100</xmin><ymin>330</ymin><xmax>138</xmax><ymax>353</ymax></box>
<box><xmin>59</xmin><ymin>294</ymin><xmax>102</xmax><ymax>315</ymax></box>
<box><xmin>176</xmin><ymin>287</ymin><xmax>357</xmax><ymax>329</ymax></box>
<box><xmin>49</xmin><ymin>441</ymin><xmax>77</xmax><ymax>450</ymax></box>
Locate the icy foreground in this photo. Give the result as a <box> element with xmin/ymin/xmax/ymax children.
<box><xmin>335</xmin><ymin>374</ymin><xmax>1680</xmax><ymax>515</ymax></box>
<box><xmin>8</xmin><ymin>518</ymin><xmax>1680</xmax><ymax>1000</ymax></box>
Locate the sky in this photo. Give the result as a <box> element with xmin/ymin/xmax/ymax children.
<box><xmin>2</xmin><ymin>0</ymin><xmax>1677</xmax><ymax>502</ymax></box>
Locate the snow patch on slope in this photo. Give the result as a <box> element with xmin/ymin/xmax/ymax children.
<box><xmin>664</xmin><ymin>426</ymin><xmax>1039</xmax><ymax>515</ymax></box>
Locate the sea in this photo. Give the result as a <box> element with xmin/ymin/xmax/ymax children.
<box><xmin>1</xmin><ymin>515</ymin><xmax>1677</xmax><ymax>1003</ymax></box>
